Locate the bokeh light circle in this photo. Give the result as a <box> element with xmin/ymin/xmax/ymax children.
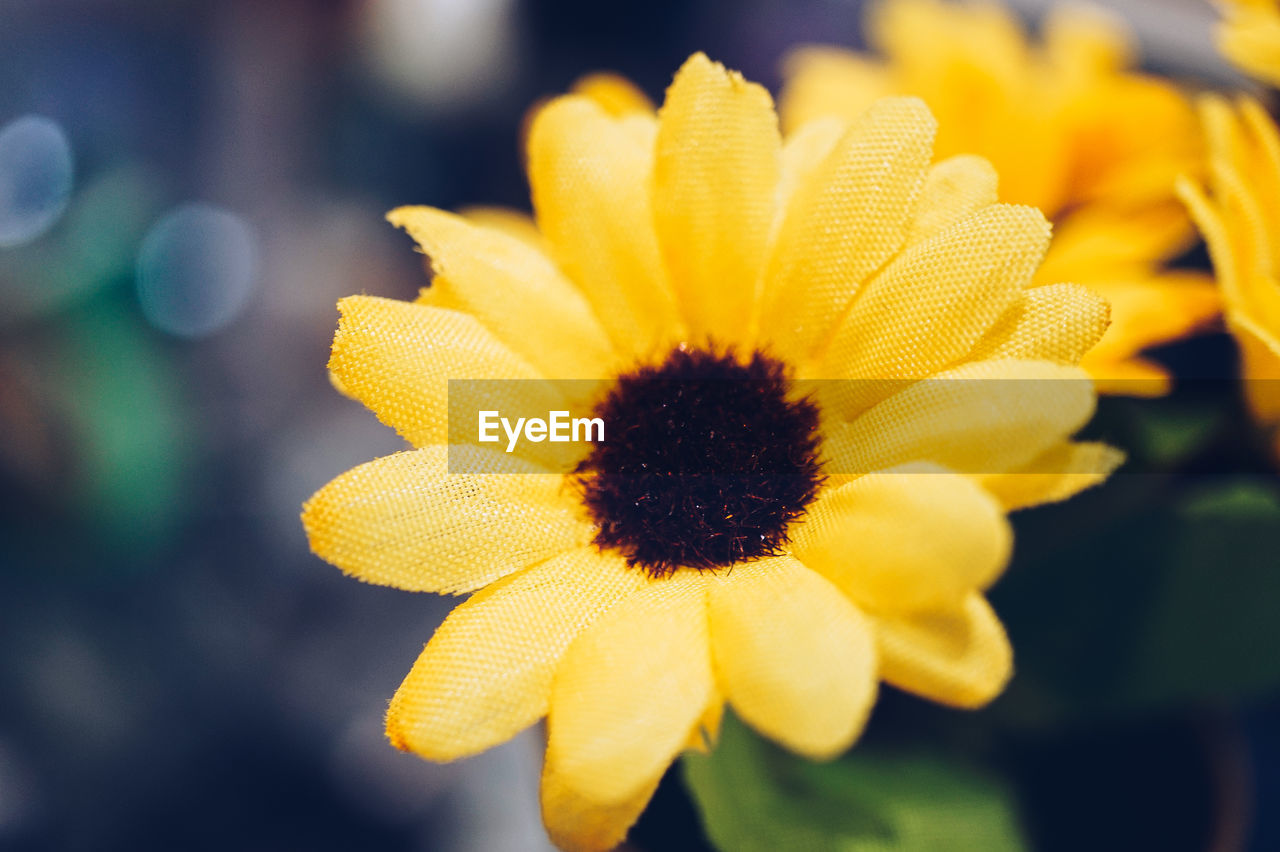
<box><xmin>0</xmin><ymin>115</ymin><xmax>74</xmax><ymax>248</ymax></box>
<box><xmin>136</xmin><ymin>203</ymin><xmax>258</xmax><ymax>338</ymax></box>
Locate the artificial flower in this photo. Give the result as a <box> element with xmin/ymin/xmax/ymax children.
<box><xmin>1217</xmin><ymin>0</ymin><xmax>1280</xmax><ymax>87</ymax></box>
<box><xmin>780</xmin><ymin>0</ymin><xmax>1219</xmax><ymax>394</ymax></box>
<box><xmin>303</xmin><ymin>53</ymin><xmax>1120</xmax><ymax>851</ymax></box>
<box><xmin>1179</xmin><ymin>96</ymin><xmax>1280</xmax><ymax>450</ymax></box>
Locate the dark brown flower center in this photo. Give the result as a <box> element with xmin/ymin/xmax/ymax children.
<box><xmin>572</xmin><ymin>346</ymin><xmax>825</xmax><ymax>578</ymax></box>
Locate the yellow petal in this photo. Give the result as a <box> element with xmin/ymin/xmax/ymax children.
<box><xmin>329</xmin><ymin>295</ymin><xmax>557</xmax><ymax>448</ymax></box>
<box><xmin>389</xmin><ymin>206</ymin><xmax>617</xmax><ymax>378</ymax></box>
<box><xmin>761</xmin><ymin>97</ymin><xmax>937</xmax><ymax>365</ymax></box>
<box><xmin>1085</xmin><ymin>356</ymin><xmax>1172</xmax><ymax>397</ymax></box>
<box><xmin>871</xmin><ymin>0</ymin><xmax>1029</xmax><ymax>91</ymax></box>
<box><xmin>824</xmin><ymin>360</ymin><xmax>1097</xmax><ymax>476</ymax></box>
<box><xmin>814</xmin><ymin>205</ymin><xmax>1049</xmax><ymax>418</ymax></box>
<box><xmin>541</xmin><ymin>755</ymin><xmax>661</xmax><ymax>852</ymax></box>
<box><xmin>1233</xmin><ymin>312</ymin><xmax>1280</xmax><ymax>426</ymax></box>
<box><xmin>708</xmin><ymin>556</ymin><xmax>877</xmax><ymax>759</ymax></box>
<box><xmin>1080</xmin><ymin>273</ymin><xmax>1220</xmax><ymax>375</ymax></box>
<box><xmin>1042</xmin><ymin>2</ymin><xmax>1133</xmax><ymax>76</ymax></box>
<box><xmin>872</xmin><ymin>592</ymin><xmax>1013</xmax><ymax>708</ymax></box>
<box><xmin>776</xmin><ymin>116</ymin><xmax>846</xmax><ymax>210</ymax></box>
<box><xmin>386</xmin><ymin>548</ymin><xmax>645</xmax><ymax>761</ymax></box>
<box><xmin>547</xmin><ymin>571</ymin><xmax>713</xmax><ymax>804</ymax></box>
<box><xmin>907</xmin><ymin>154</ymin><xmax>1000</xmax><ymax>244</ymax></box>
<box><xmin>868</xmin><ymin>0</ymin><xmax>1070</xmax><ymax>214</ymax></box>
<box><xmin>302</xmin><ymin>446</ymin><xmax>592</xmax><ymax>594</ymax></box>
<box><xmin>1219</xmin><ymin>5</ymin><xmax>1280</xmax><ymax>88</ymax></box>
<box><xmin>792</xmin><ymin>466</ymin><xmax>1011</xmax><ymax>613</ymax></box>
<box><xmin>1195</xmin><ymin>98</ymin><xmax>1280</xmax><ymax>329</ymax></box>
<box><xmin>457</xmin><ymin>205</ymin><xmax>545</xmax><ymax>249</ymax></box>
<box><xmin>779</xmin><ymin>46</ymin><xmax>892</xmax><ymax>133</ymax></box>
<box><xmin>1034</xmin><ymin>203</ymin><xmax>1196</xmax><ymax>285</ymax></box>
<box><xmin>1240</xmin><ymin>96</ymin><xmax>1280</xmax><ymax>226</ymax></box>
<box><xmin>979</xmin><ymin>441</ymin><xmax>1124</xmax><ymax>511</ymax></box>
<box><xmin>654</xmin><ymin>53</ymin><xmax>781</xmax><ymax>342</ymax></box>
<box><xmin>969</xmin><ymin>283</ymin><xmax>1111</xmax><ymax>365</ymax></box>
<box><xmin>1178</xmin><ymin>174</ymin><xmax>1241</xmax><ymax>303</ymax></box>
<box><xmin>528</xmin><ymin>95</ymin><xmax>681</xmax><ymax>359</ymax></box>
<box><xmin>571</xmin><ymin>72</ymin><xmax>655</xmax><ymax>117</ymax></box>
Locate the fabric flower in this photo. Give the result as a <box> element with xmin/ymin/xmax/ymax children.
<box><xmin>1218</xmin><ymin>0</ymin><xmax>1280</xmax><ymax>87</ymax></box>
<box><xmin>780</xmin><ymin>0</ymin><xmax>1219</xmax><ymax>394</ymax></box>
<box><xmin>1179</xmin><ymin>96</ymin><xmax>1280</xmax><ymax>450</ymax></box>
<box><xmin>303</xmin><ymin>53</ymin><xmax>1120</xmax><ymax>851</ymax></box>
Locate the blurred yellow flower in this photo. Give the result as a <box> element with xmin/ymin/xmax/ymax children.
<box><xmin>1179</xmin><ymin>96</ymin><xmax>1280</xmax><ymax>450</ymax></box>
<box><xmin>781</xmin><ymin>0</ymin><xmax>1219</xmax><ymax>394</ymax></box>
<box><xmin>1218</xmin><ymin>0</ymin><xmax>1280</xmax><ymax>86</ymax></box>
<box><xmin>303</xmin><ymin>54</ymin><xmax>1119</xmax><ymax>851</ymax></box>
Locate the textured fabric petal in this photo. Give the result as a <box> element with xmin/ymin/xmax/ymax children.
<box><xmin>813</xmin><ymin>205</ymin><xmax>1049</xmax><ymax>418</ymax></box>
<box><xmin>389</xmin><ymin>206</ymin><xmax>617</xmax><ymax>378</ymax></box>
<box><xmin>654</xmin><ymin>53</ymin><xmax>780</xmax><ymax>342</ymax></box>
<box><xmin>824</xmin><ymin>360</ymin><xmax>1097</xmax><ymax>476</ymax></box>
<box><xmin>386</xmin><ymin>548</ymin><xmax>645</xmax><ymax>762</ymax></box>
<box><xmin>791</xmin><ymin>466</ymin><xmax>1010</xmax><ymax>613</ymax></box>
<box><xmin>528</xmin><ymin>95</ymin><xmax>682</xmax><ymax>359</ymax></box>
<box><xmin>872</xmin><ymin>592</ymin><xmax>1013</xmax><ymax>708</ymax></box>
<box><xmin>708</xmin><ymin>556</ymin><xmax>877</xmax><ymax>759</ymax></box>
<box><xmin>968</xmin><ymin>283</ymin><xmax>1111</xmax><ymax>364</ymax></box>
<box><xmin>547</xmin><ymin>571</ymin><xmax>713</xmax><ymax>804</ymax></box>
<box><xmin>979</xmin><ymin>441</ymin><xmax>1124</xmax><ymax>511</ymax></box>
<box><xmin>907</xmin><ymin>154</ymin><xmax>1000</xmax><ymax>244</ymax></box>
<box><xmin>541</xmin><ymin>757</ymin><xmax>661</xmax><ymax>852</ymax></box>
<box><xmin>571</xmin><ymin>72</ymin><xmax>655</xmax><ymax>117</ymax></box>
<box><xmin>329</xmin><ymin>295</ymin><xmax>559</xmax><ymax>448</ymax></box>
<box><xmin>457</xmin><ymin>205</ymin><xmax>545</xmax><ymax>249</ymax></box>
<box><xmin>301</xmin><ymin>446</ymin><xmax>592</xmax><ymax>594</ymax></box>
<box><xmin>760</xmin><ymin>97</ymin><xmax>936</xmax><ymax>365</ymax></box>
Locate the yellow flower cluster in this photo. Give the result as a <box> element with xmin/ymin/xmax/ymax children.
<box><xmin>303</xmin><ymin>2</ymin><xmax>1280</xmax><ymax>849</ymax></box>
<box><xmin>305</xmin><ymin>52</ymin><xmax>1120</xmax><ymax>852</ymax></box>
<box><xmin>781</xmin><ymin>0</ymin><xmax>1218</xmax><ymax>393</ymax></box>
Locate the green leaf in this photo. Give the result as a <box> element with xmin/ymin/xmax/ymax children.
<box><xmin>1131</xmin><ymin>403</ymin><xmax>1222</xmax><ymax>467</ymax></box>
<box><xmin>1121</xmin><ymin>479</ymin><xmax>1280</xmax><ymax>705</ymax></box>
<box><xmin>682</xmin><ymin>713</ymin><xmax>1027</xmax><ymax>852</ymax></box>
<box><xmin>994</xmin><ymin>478</ymin><xmax>1280</xmax><ymax>721</ymax></box>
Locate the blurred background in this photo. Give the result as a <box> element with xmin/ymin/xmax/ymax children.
<box><xmin>1</xmin><ymin>0</ymin><xmax>1277</xmax><ymax>850</ymax></box>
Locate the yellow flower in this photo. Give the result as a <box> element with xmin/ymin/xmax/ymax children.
<box><xmin>1179</xmin><ymin>96</ymin><xmax>1280</xmax><ymax>449</ymax></box>
<box><xmin>303</xmin><ymin>54</ymin><xmax>1120</xmax><ymax>851</ymax></box>
<box><xmin>1218</xmin><ymin>0</ymin><xmax>1280</xmax><ymax>86</ymax></box>
<box><xmin>780</xmin><ymin>0</ymin><xmax>1219</xmax><ymax>394</ymax></box>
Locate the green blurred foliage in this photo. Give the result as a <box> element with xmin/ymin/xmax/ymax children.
<box><xmin>0</xmin><ymin>166</ymin><xmax>165</xmax><ymax>325</ymax></box>
<box><xmin>683</xmin><ymin>713</ymin><xmax>1027</xmax><ymax>852</ymax></box>
<box><xmin>48</xmin><ymin>299</ymin><xmax>189</xmax><ymax>550</ymax></box>
<box><xmin>994</xmin><ymin>475</ymin><xmax>1280</xmax><ymax>726</ymax></box>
